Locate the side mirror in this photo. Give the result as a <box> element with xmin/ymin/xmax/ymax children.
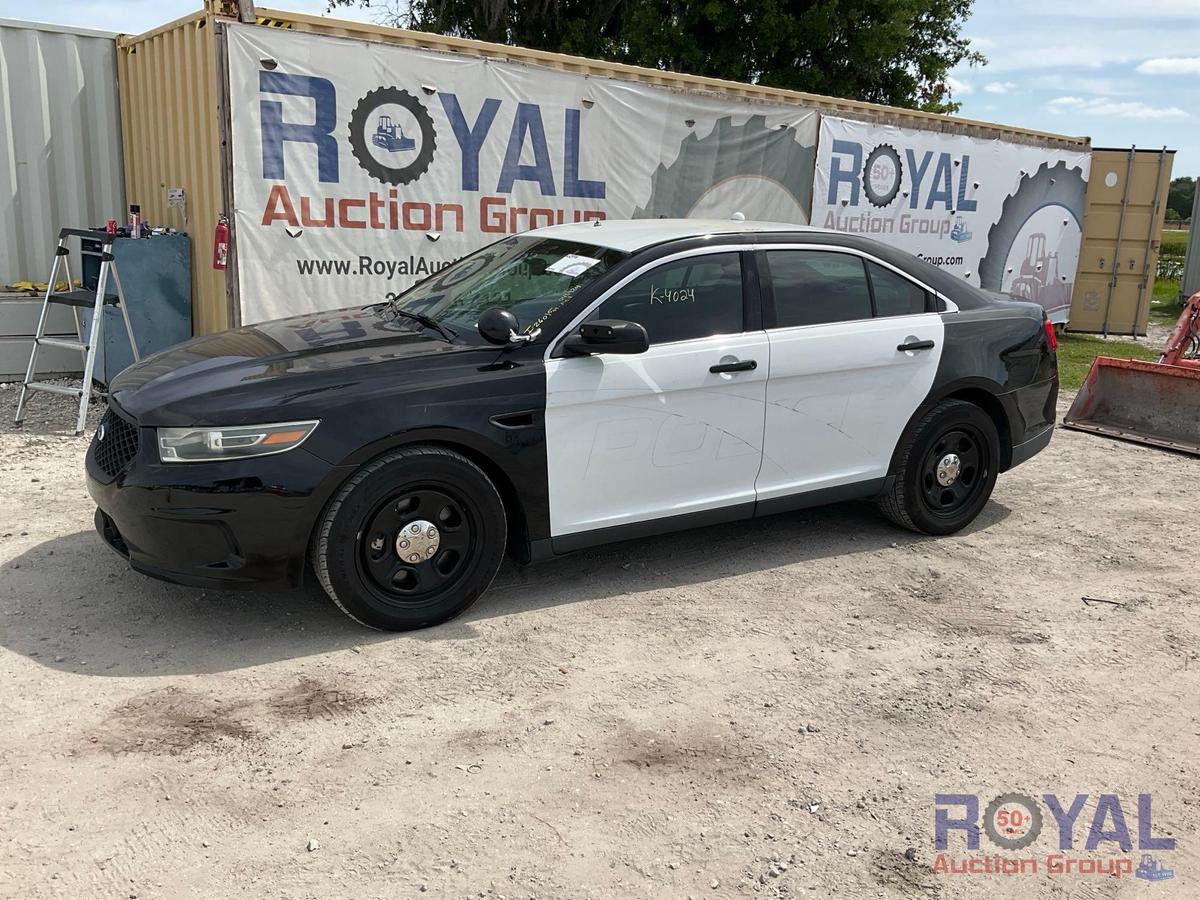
<box><xmin>563</xmin><ymin>319</ymin><xmax>649</xmax><ymax>356</ymax></box>
<box><xmin>478</xmin><ymin>307</ymin><xmax>519</xmax><ymax>345</ymax></box>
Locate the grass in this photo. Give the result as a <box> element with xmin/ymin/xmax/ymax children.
<box><xmin>1154</xmin><ymin>229</ymin><xmax>1189</xmax><ymax>325</ymax></box>
<box><xmin>1160</xmin><ymin>229</ymin><xmax>1189</xmax><ymax>254</ymax></box>
<box><xmin>1151</xmin><ymin>276</ymin><xmax>1183</xmax><ymax>327</ymax></box>
<box><xmin>1057</xmin><ymin>332</ymin><xmax>1159</xmax><ymax>392</ymax></box>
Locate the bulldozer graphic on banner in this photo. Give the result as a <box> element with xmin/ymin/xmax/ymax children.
<box><xmin>372</xmin><ymin>114</ymin><xmax>416</xmax><ymax>152</ymax></box>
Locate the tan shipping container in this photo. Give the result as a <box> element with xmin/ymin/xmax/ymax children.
<box><xmin>1068</xmin><ymin>147</ymin><xmax>1175</xmax><ymax>337</ymax></box>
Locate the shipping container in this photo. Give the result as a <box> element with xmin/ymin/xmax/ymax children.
<box><xmin>1068</xmin><ymin>147</ymin><xmax>1175</xmax><ymax>336</ymax></box>
<box><xmin>0</xmin><ymin>18</ymin><xmax>125</xmax><ymax>285</ymax></box>
<box><xmin>0</xmin><ymin>18</ymin><xmax>127</xmax><ymax>378</ymax></box>
<box><xmin>117</xmin><ymin>0</ymin><xmax>1096</xmax><ymax>334</ymax></box>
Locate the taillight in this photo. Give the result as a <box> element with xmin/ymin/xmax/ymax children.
<box><xmin>1043</xmin><ymin>317</ymin><xmax>1058</xmax><ymax>351</ymax></box>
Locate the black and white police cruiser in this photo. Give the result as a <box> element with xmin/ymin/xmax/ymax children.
<box><xmin>88</xmin><ymin>219</ymin><xmax>1059</xmax><ymax>630</ymax></box>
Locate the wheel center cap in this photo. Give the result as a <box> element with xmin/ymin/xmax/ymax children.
<box><xmin>395</xmin><ymin>519</ymin><xmax>440</xmax><ymax>564</ymax></box>
<box><xmin>936</xmin><ymin>453</ymin><xmax>962</xmax><ymax>487</ymax></box>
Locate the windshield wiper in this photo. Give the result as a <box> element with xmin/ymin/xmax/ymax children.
<box><xmin>382</xmin><ymin>296</ymin><xmax>458</xmax><ymax>343</ymax></box>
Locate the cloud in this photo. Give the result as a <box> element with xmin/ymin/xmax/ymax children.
<box><xmin>964</xmin><ymin>15</ymin><xmax>1200</xmax><ymax>73</ymax></box>
<box><xmin>983</xmin><ymin>44</ymin><xmax>1133</xmax><ymax>71</ymax></box>
<box><xmin>984</xmin><ymin>81</ymin><xmax>1017</xmax><ymax>94</ymax></box>
<box><xmin>1046</xmin><ymin>96</ymin><xmax>1189</xmax><ymax>119</ymax></box>
<box><xmin>1000</xmin><ymin>0</ymin><xmax>1200</xmax><ymax>15</ymax></box>
<box><xmin>1136</xmin><ymin>57</ymin><xmax>1200</xmax><ymax>75</ymax></box>
<box><xmin>946</xmin><ymin>76</ymin><xmax>973</xmax><ymax>96</ymax></box>
<box><xmin>1054</xmin><ymin>75</ymin><xmax>1134</xmax><ymax>96</ymax></box>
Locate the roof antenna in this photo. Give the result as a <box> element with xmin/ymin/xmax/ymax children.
<box><xmin>730</xmin><ymin>211</ymin><xmax>746</xmax><ymax>221</ymax></box>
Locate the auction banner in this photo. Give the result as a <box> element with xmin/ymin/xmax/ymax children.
<box><xmin>226</xmin><ymin>23</ymin><xmax>819</xmax><ymax>324</ymax></box>
<box><xmin>812</xmin><ymin>117</ymin><xmax>1091</xmax><ymax>322</ymax></box>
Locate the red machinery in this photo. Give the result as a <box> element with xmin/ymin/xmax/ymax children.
<box><xmin>1064</xmin><ymin>291</ymin><xmax>1200</xmax><ymax>454</ymax></box>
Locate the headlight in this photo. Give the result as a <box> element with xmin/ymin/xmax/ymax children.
<box><xmin>157</xmin><ymin>420</ymin><xmax>319</xmax><ymax>463</ymax></box>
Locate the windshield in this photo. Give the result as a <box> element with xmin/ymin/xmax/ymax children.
<box><xmin>385</xmin><ymin>235</ymin><xmax>627</xmax><ymax>336</ymax></box>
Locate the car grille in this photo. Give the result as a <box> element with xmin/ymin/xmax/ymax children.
<box><xmin>94</xmin><ymin>408</ymin><xmax>140</xmax><ymax>479</ymax></box>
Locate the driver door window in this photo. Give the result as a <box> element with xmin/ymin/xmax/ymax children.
<box><xmin>593</xmin><ymin>253</ymin><xmax>745</xmax><ymax>343</ymax></box>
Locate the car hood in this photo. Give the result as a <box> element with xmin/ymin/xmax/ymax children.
<box><xmin>110</xmin><ymin>306</ymin><xmax>481</xmax><ymax>425</ymax></box>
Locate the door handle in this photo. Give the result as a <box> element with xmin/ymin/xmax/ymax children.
<box><xmin>897</xmin><ymin>339</ymin><xmax>935</xmax><ymax>352</ymax></box>
<box><xmin>710</xmin><ymin>359</ymin><xmax>757</xmax><ymax>374</ymax></box>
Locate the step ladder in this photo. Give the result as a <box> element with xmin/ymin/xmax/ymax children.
<box><xmin>14</xmin><ymin>228</ymin><xmax>140</xmax><ymax>435</ymax></box>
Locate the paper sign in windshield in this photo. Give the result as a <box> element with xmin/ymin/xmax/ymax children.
<box><xmin>546</xmin><ymin>254</ymin><xmax>602</xmax><ymax>278</ymax></box>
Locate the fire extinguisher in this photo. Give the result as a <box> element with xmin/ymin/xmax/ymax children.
<box><xmin>213</xmin><ymin>214</ymin><xmax>229</xmax><ymax>270</ymax></box>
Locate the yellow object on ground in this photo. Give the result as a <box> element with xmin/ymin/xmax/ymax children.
<box><xmin>2</xmin><ymin>279</ymin><xmax>80</xmax><ymax>293</ymax></box>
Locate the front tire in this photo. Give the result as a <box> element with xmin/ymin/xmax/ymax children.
<box><xmin>878</xmin><ymin>400</ymin><xmax>1000</xmax><ymax>535</ymax></box>
<box><xmin>312</xmin><ymin>446</ymin><xmax>506</xmax><ymax>630</ymax></box>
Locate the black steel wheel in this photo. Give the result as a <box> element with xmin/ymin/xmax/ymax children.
<box><xmin>359</xmin><ymin>487</ymin><xmax>475</xmax><ymax>605</ymax></box>
<box><xmin>313</xmin><ymin>446</ymin><xmax>506</xmax><ymax>630</ymax></box>
<box><xmin>878</xmin><ymin>399</ymin><xmax>1001</xmax><ymax>535</ymax></box>
<box><xmin>918</xmin><ymin>425</ymin><xmax>990</xmax><ymax>520</ymax></box>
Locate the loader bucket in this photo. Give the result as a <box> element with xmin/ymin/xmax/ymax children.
<box><xmin>1063</xmin><ymin>357</ymin><xmax>1200</xmax><ymax>455</ymax></box>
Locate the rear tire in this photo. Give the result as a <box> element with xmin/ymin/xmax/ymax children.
<box><xmin>878</xmin><ymin>400</ymin><xmax>1000</xmax><ymax>535</ymax></box>
<box><xmin>312</xmin><ymin>445</ymin><xmax>506</xmax><ymax>631</ymax></box>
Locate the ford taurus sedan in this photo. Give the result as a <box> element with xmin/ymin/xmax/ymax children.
<box><xmin>87</xmin><ymin>219</ymin><xmax>1058</xmax><ymax>630</ymax></box>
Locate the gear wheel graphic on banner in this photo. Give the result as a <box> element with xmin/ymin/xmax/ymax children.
<box><xmin>634</xmin><ymin>115</ymin><xmax>816</xmax><ymax>221</ymax></box>
<box><xmin>348</xmin><ymin>87</ymin><xmax>437</xmax><ymax>186</ymax></box>
<box><xmin>983</xmin><ymin>793</ymin><xmax>1044</xmax><ymax>850</ymax></box>
<box><xmin>863</xmin><ymin>143</ymin><xmax>903</xmax><ymax>207</ymax></box>
<box><xmin>977</xmin><ymin>160</ymin><xmax>1086</xmax><ymax>293</ymax></box>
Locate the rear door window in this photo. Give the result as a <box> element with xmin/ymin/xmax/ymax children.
<box><xmin>867</xmin><ymin>261</ymin><xmax>930</xmax><ymax>317</ymax></box>
<box><xmin>765</xmin><ymin>250</ymin><xmax>873</xmax><ymax>327</ymax></box>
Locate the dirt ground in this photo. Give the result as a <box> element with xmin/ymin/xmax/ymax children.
<box><xmin>1</xmin><ymin>382</ymin><xmax>1197</xmax><ymax>900</ymax></box>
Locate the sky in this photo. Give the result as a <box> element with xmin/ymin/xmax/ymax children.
<box><xmin>1</xmin><ymin>0</ymin><xmax>1195</xmax><ymax>176</ymax></box>
<box><xmin>947</xmin><ymin>0</ymin><xmax>1199</xmax><ymax>176</ymax></box>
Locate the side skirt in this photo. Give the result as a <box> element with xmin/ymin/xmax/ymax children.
<box><xmin>752</xmin><ymin>478</ymin><xmax>886</xmax><ymax>518</ymax></box>
<box><xmin>528</xmin><ymin>478</ymin><xmax>886</xmax><ymax>561</ymax></box>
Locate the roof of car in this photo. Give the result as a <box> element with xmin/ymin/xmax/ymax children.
<box><xmin>525</xmin><ymin>217</ymin><xmax>1004</xmax><ymax>312</ymax></box>
<box><xmin>524</xmin><ymin>218</ymin><xmax>817</xmax><ymax>252</ymax></box>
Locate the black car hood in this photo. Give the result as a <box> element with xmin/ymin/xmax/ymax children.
<box><xmin>110</xmin><ymin>306</ymin><xmax>484</xmax><ymax>425</ymax></box>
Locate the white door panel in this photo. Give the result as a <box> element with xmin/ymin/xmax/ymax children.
<box><xmin>756</xmin><ymin>313</ymin><xmax>943</xmax><ymax>500</ymax></box>
<box><xmin>545</xmin><ymin>332</ymin><xmax>768</xmax><ymax>536</ymax></box>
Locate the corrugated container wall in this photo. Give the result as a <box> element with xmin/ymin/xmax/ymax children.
<box><xmin>1069</xmin><ymin>147</ymin><xmax>1175</xmax><ymax>336</ymax></box>
<box><xmin>116</xmin><ymin>12</ymin><xmax>224</xmax><ymax>334</ymax></box>
<box><xmin>0</xmin><ymin>19</ymin><xmax>125</xmax><ymax>285</ymax></box>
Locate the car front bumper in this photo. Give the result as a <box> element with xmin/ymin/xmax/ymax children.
<box><xmin>86</xmin><ymin>407</ymin><xmax>353</xmax><ymax>590</ymax></box>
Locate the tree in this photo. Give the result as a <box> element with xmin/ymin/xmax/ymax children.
<box><xmin>328</xmin><ymin>0</ymin><xmax>984</xmax><ymax>113</ymax></box>
<box><xmin>1167</xmin><ymin>176</ymin><xmax>1195</xmax><ymax>221</ymax></box>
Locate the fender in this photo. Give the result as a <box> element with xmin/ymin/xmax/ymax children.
<box><xmin>324</xmin><ymin>423</ymin><xmax>548</xmax><ymax>562</ymax></box>
<box><xmin>884</xmin><ymin>304</ymin><xmax>1055</xmax><ymax>479</ymax></box>
<box><xmin>885</xmin><ymin>377</ymin><xmax>1013</xmax><ymax>483</ymax></box>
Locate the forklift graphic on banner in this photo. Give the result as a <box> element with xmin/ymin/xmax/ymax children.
<box><xmin>372</xmin><ymin>115</ymin><xmax>416</xmax><ymax>152</ymax></box>
<box><xmin>1008</xmin><ymin>232</ymin><xmax>1072</xmax><ymax>310</ymax></box>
